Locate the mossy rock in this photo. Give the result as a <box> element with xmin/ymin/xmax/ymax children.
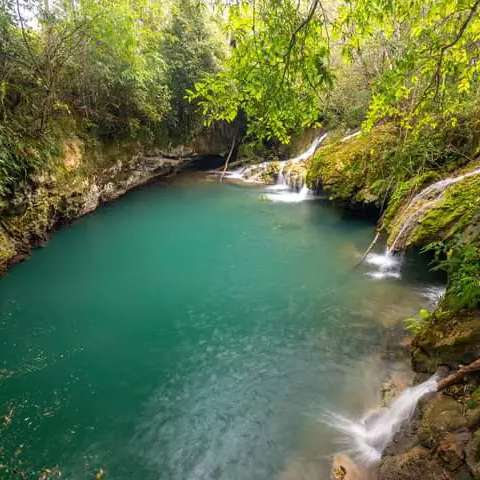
<box><xmin>386</xmin><ymin>165</ymin><xmax>480</xmax><ymax>250</ymax></box>
<box><xmin>412</xmin><ymin>310</ymin><xmax>480</xmax><ymax>372</ymax></box>
<box><xmin>306</xmin><ymin>124</ymin><xmax>398</xmax><ymax>203</ymax></box>
<box><xmin>466</xmin><ymin>429</ymin><xmax>480</xmax><ymax>479</ymax></box>
<box><xmin>379</xmin><ymin>447</ymin><xmax>457</xmax><ymax>480</ymax></box>
<box><xmin>417</xmin><ymin>394</ymin><xmax>467</xmax><ymax>449</ymax></box>
<box><xmin>0</xmin><ymin>228</ymin><xmax>16</xmax><ymax>273</ymax></box>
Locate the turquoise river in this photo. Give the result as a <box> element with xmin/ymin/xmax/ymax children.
<box><xmin>0</xmin><ymin>173</ymin><xmax>443</xmax><ymax>479</ymax></box>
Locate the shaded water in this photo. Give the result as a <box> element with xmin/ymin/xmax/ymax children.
<box><xmin>0</xmin><ymin>174</ymin><xmax>443</xmax><ymax>479</ymax></box>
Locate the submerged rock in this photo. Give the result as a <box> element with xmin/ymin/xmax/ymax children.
<box><xmin>332</xmin><ymin>453</ymin><xmax>374</xmax><ymax>480</ymax></box>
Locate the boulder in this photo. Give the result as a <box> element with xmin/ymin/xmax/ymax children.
<box><xmin>417</xmin><ymin>394</ymin><xmax>467</xmax><ymax>449</ymax></box>
<box><xmin>466</xmin><ymin>429</ymin><xmax>480</xmax><ymax>478</ymax></box>
<box><xmin>412</xmin><ymin>311</ymin><xmax>480</xmax><ymax>373</ymax></box>
<box><xmin>379</xmin><ymin>447</ymin><xmax>454</xmax><ymax>480</ymax></box>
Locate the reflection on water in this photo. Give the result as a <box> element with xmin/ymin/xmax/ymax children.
<box><xmin>0</xmin><ymin>174</ymin><xmax>444</xmax><ymax>479</ymax></box>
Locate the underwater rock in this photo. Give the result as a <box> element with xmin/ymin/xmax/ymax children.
<box><xmin>332</xmin><ymin>453</ymin><xmax>374</xmax><ymax>480</ymax></box>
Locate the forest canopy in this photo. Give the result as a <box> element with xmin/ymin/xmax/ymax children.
<box><xmin>190</xmin><ymin>0</ymin><xmax>480</xmax><ymax>143</ymax></box>
<box><xmin>0</xmin><ymin>0</ymin><xmax>225</xmax><ymax>195</ymax></box>
<box><xmin>2</xmin><ymin>0</ymin><xmax>480</xmax><ymax>197</ymax></box>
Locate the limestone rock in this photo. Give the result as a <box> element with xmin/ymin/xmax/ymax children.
<box><xmin>379</xmin><ymin>447</ymin><xmax>454</xmax><ymax>480</ymax></box>
<box><xmin>437</xmin><ymin>430</ymin><xmax>471</xmax><ymax>471</ymax></box>
<box><xmin>63</xmin><ymin>138</ymin><xmax>82</xmax><ymax>170</ymax></box>
<box><xmin>417</xmin><ymin>394</ymin><xmax>467</xmax><ymax>449</ymax></box>
<box><xmin>466</xmin><ymin>429</ymin><xmax>480</xmax><ymax>478</ymax></box>
<box><xmin>412</xmin><ymin>311</ymin><xmax>480</xmax><ymax>372</ymax></box>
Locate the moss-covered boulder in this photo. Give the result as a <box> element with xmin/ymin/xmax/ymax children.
<box><xmin>417</xmin><ymin>394</ymin><xmax>467</xmax><ymax>449</ymax></box>
<box><xmin>306</xmin><ymin>124</ymin><xmax>398</xmax><ymax>203</ymax></box>
<box><xmin>379</xmin><ymin>446</ymin><xmax>455</xmax><ymax>480</ymax></box>
<box><xmin>412</xmin><ymin>310</ymin><xmax>480</xmax><ymax>372</ymax></box>
<box><xmin>386</xmin><ymin>165</ymin><xmax>480</xmax><ymax>251</ymax></box>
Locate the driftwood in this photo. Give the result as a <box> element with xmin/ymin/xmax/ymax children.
<box><xmin>437</xmin><ymin>358</ymin><xmax>480</xmax><ymax>391</ymax></box>
<box><xmin>220</xmin><ymin>136</ymin><xmax>237</xmax><ymax>183</ymax></box>
<box><xmin>354</xmin><ymin>231</ymin><xmax>380</xmax><ymax>269</ymax></box>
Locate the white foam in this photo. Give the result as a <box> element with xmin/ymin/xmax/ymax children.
<box><xmin>365</xmin><ymin>250</ymin><xmax>402</xmax><ymax>280</ymax></box>
<box><xmin>324</xmin><ymin>375</ymin><xmax>438</xmax><ymax>464</ymax></box>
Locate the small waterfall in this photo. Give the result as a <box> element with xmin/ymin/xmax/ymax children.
<box><xmin>222</xmin><ymin>133</ymin><xmax>328</xmax><ymax>194</ymax></box>
<box><xmin>289</xmin><ymin>132</ymin><xmax>328</xmax><ymax>163</ymax></box>
<box><xmin>276</xmin><ymin>162</ymin><xmax>287</xmax><ymax>186</ymax></box>
<box><xmin>364</xmin><ymin>249</ymin><xmax>402</xmax><ymax>280</ymax></box>
<box><xmin>264</xmin><ymin>134</ymin><xmax>327</xmax><ymax>202</ymax></box>
<box><xmin>325</xmin><ymin>375</ymin><xmax>438</xmax><ymax>465</ymax></box>
<box><xmin>341</xmin><ymin>130</ymin><xmax>361</xmax><ymax>143</ymax></box>
<box><xmin>389</xmin><ymin>166</ymin><xmax>480</xmax><ymax>252</ymax></box>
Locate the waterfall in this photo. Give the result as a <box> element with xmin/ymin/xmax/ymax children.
<box><xmin>222</xmin><ymin>133</ymin><xmax>328</xmax><ymax>195</ymax></box>
<box><xmin>341</xmin><ymin>131</ymin><xmax>361</xmax><ymax>143</ymax></box>
<box><xmin>277</xmin><ymin>162</ymin><xmax>286</xmax><ymax>186</ymax></box>
<box><xmin>364</xmin><ymin>249</ymin><xmax>402</xmax><ymax>280</ymax></box>
<box><xmin>289</xmin><ymin>133</ymin><xmax>328</xmax><ymax>163</ymax></box>
<box><xmin>325</xmin><ymin>375</ymin><xmax>438</xmax><ymax>465</ymax></box>
<box><xmin>389</xmin><ymin>166</ymin><xmax>480</xmax><ymax>252</ymax></box>
<box><xmin>264</xmin><ymin>134</ymin><xmax>327</xmax><ymax>202</ymax></box>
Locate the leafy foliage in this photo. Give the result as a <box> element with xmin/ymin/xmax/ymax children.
<box><xmin>425</xmin><ymin>239</ymin><xmax>480</xmax><ymax>311</ymax></box>
<box><xmin>404</xmin><ymin>308</ymin><xmax>432</xmax><ymax>335</ymax></box>
<box><xmin>189</xmin><ymin>1</ymin><xmax>333</xmax><ymax>143</ymax></box>
<box><xmin>0</xmin><ymin>0</ymin><xmax>223</xmax><ymax>196</ymax></box>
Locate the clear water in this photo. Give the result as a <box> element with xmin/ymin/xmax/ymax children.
<box><xmin>0</xmin><ymin>174</ymin><xmax>443</xmax><ymax>479</ymax></box>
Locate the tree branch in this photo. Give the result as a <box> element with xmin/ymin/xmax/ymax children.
<box><xmin>437</xmin><ymin>358</ymin><xmax>480</xmax><ymax>391</ymax></box>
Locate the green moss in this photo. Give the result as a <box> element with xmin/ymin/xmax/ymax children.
<box><xmin>306</xmin><ymin>124</ymin><xmax>398</xmax><ymax>203</ymax></box>
<box><xmin>407</xmin><ymin>175</ymin><xmax>480</xmax><ymax>247</ymax></box>
<box><xmin>0</xmin><ymin>228</ymin><xmax>16</xmax><ymax>273</ymax></box>
<box><xmin>382</xmin><ymin>171</ymin><xmax>441</xmax><ymax>230</ymax></box>
<box><xmin>412</xmin><ymin>309</ymin><xmax>480</xmax><ymax>371</ymax></box>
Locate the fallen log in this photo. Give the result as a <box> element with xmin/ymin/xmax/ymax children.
<box><xmin>437</xmin><ymin>358</ymin><xmax>480</xmax><ymax>391</ymax></box>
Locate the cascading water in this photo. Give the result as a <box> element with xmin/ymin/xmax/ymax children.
<box><xmin>364</xmin><ymin>249</ymin><xmax>402</xmax><ymax>280</ymax></box>
<box><xmin>264</xmin><ymin>133</ymin><xmax>328</xmax><ymax>202</ymax></box>
<box><xmin>389</xmin><ymin>166</ymin><xmax>480</xmax><ymax>252</ymax></box>
<box><xmin>289</xmin><ymin>133</ymin><xmax>328</xmax><ymax>163</ymax></box>
<box><xmin>341</xmin><ymin>130</ymin><xmax>361</xmax><ymax>143</ymax></box>
<box><xmin>325</xmin><ymin>375</ymin><xmax>438</xmax><ymax>465</ymax></box>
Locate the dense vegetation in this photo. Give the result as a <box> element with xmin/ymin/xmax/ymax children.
<box><xmin>0</xmin><ymin>0</ymin><xmax>225</xmax><ymax>198</ymax></box>
<box><xmin>1</xmin><ymin>2</ymin><xmax>480</xmax><ymax>478</ymax></box>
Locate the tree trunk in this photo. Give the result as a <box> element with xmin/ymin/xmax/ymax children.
<box><xmin>220</xmin><ymin>135</ymin><xmax>237</xmax><ymax>183</ymax></box>
<box><xmin>437</xmin><ymin>358</ymin><xmax>480</xmax><ymax>391</ymax></box>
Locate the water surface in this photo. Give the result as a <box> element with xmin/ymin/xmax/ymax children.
<box><xmin>0</xmin><ymin>174</ymin><xmax>442</xmax><ymax>479</ymax></box>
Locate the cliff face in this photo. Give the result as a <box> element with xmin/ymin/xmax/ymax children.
<box><xmin>0</xmin><ymin>137</ymin><xmax>191</xmax><ymax>274</ymax></box>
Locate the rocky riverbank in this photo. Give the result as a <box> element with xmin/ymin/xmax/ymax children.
<box><xmin>302</xmin><ymin>128</ymin><xmax>480</xmax><ymax>480</ymax></box>
<box><xmin>227</xmin><ymin>127</ymin><xmax>480</xmax><ymax>480</ymax></box>
<box><xmin>378</xmin><ymin>311</ymin><xmax>480</xmax><ymax>480</ymax></box>
<box><xmin>0</xmin><ymin>137</ymin><xmax>194</xmax><ymax>274</ymax></box>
